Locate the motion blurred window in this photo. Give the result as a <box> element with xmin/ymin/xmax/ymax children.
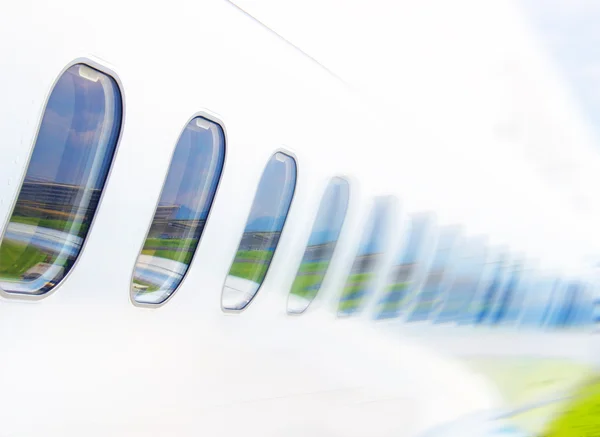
<box><xmin>338</xmin><ymin>198</ymin><xmax>393</xmax><ymax>317</ymax></box>
<box><xmin>406</xmin><ymin>227</ymin><xmax>462</xmax><ymax>322</ymax></box>
<box><xmin>287</xmin><ymin>177</ymin><xmax>349</xmax><ymax>314</ymax></box>
<box><xmin>131</xmin><ymin>117</ymin><xmax>226</xmax><ymax>305</ymax></box>
<box><xmin>0</xmin><ymin>64</ymin><xmax>122</xmax><ymax>296</ymax></box>
<box><xmin>376</xmin><ymin>214</ymin><xmax>434</xmax><ymax>320</ymax></box>
<box><xmin>434</xmin><ymin>237</ymin><xmax>487</xmax><ymax>324</ymax></box>
<box><xmin>222</xmin><ymin>152</ymin><xmax>297</xmax><ymax>311</ymax></box>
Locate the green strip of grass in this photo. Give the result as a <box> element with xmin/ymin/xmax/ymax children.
<box><xmin>290</xmin><ymin>273</ymin><xmax>324</xmax><ymax>298</ymax></box>
<box><xmin>141</xmin><ymin>249</ymin><xmax>194</xmax><ymax>265</ymax></box>
<box><xmin>10</xmin><ymin>215</ymin><xmax>88</xmax><ymax>237</ymax></box>
<box><xmin>543</xmin><ymin>377</ymin><xmax>600</xmax><ymax>437</ymax></box>
<box><xmin>229</xmin><ymin>261</ymin><xmax>269</xmax><ymax>284</ymax></box>
<box><xmin>0</xmin><ymin>240</ymin><xmax>48</xmax><ymax>279</ymax></box>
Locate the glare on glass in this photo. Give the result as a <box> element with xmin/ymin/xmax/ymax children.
<box><xmin>434</xmin><ymin>237</ymin><xmax>487</xmax><ymax>324</ymax></box>
<box><xmin>338</xmin><ymin>198</ymin><xmax>392</xmax><ymax>317</ymax></box>
<box><xmin>0</xmin><ymin>64</ymin><xmax>122</xmax><ymax>296</ymax></box>
<box><xmin>222</xmin><ymin>152</ymin><xmax>297</xmax><ymax>311</ymax></box>
<box><xmin>287</xmin><ymin>177</ymin><xmax>349</xmax><ymax>314</ymax></box>
<box><xmin>376</xmin><ymin>214</ymin><xmax>434</xmax><ymax>320</ymax></box>
<box><xmin>489</xmin><ymin>260</ymin><xmax>523</xmax><ymax>325</ymax></box>
<box><xmin>406</xmin><ymin>227</ymin><xmax>462</xmax><ymax>322</ymax></box>
<box><xmin>131</xmin><ymin>117</ymin><xmax>225</xmax><ymax>305</ymax></box>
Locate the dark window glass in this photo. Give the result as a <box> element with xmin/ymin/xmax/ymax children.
<box><xmin>338</xmin><ymin>198</ymin><xmax>393</xmax><ymax>317</ymax></box>
<box><xmin>287</xmin><ymin>177</ymin><xmax>349</xmax><ymax>314</ymax></box>
<box><xmin>131</xmin><ymin>117</ymin><xmax>225</xmax><ymax>305</ymax></box>
<box><xmin>222</xmin><ymin>152</ymin><xmax>297</xmax><ymax>311</ymax></box>
<box><xmin>0</xmin><ymin>64</ymin><xmax>122</xmax><ymax>295</ymax></box>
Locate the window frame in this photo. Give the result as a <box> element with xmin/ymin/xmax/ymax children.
<box><xmin>129</xmin><ymin>110</ymin><xmax>228</xmax><ymax>308</ymax></box>
<box><xmin>0</xmin><ymin>57</ymin><xmax>126</xmax><ymax>301</ymax></box>
<box><xmin>286</xmin><ymin>175</ymin><xmax>351</xmax><ymax>316</ymax></box>
<box><xmin>220</xmin><ymin>147</ymin><xmax>298</xmax><ymax>314</ymax></box>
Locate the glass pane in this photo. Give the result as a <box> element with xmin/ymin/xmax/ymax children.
<box><xmin>376</xmin><ymin>214</ymin><xmax>435</xmax><ymax>320</ymax></box>
<box><xmin>222</xmin><ymin>152</ymin><xmax>297</xmax><ymax>311</ymax></box>
<box><xmin>434</xmin><ymin>237</ymin><xmax>487</xmax><ymax>324</ymax></box>
<box><xmin>489</xmin><ymin>260</ymin><xmax>523</xmax><ymax>325</ymax></box>
<box><xmin>519</xmin><ymin>277</ymin><xmax>561</xmax><ymax>328</ymax></box>
<box><xmin>406</xmin><ymin>227</ymin><xmax>462</xmax><ymax>322</ymax></box>
<box><xmin>287</xmin><ymin>177</ymin><xmax>349</xmax><ymax>314</ymax></box>
<box><xmin>338</xmin><ymin>198</ymin><xmax>393</xmax><ymax>317</ymax></box>
<box><xmin>0</xmin><ymin>64</ymin><xmax>122</xmax><ymax>295</ymax></box>
<box><xmin>475</xmin><ymin>252</ymin><xmax>510</xmax><ymax>325</ymax></box>
<box><xmin>131</xmin><ymin>117</ymin><xmax>226</xmax><ymax>305</ymax></box>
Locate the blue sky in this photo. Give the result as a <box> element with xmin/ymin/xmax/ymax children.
<box><xmin>521</xmin><ymin>0</ymin><xmax>600</xmax><ymax>139</ymax></box>
<box><xmin>158</xmin><ymin>119</ymin><xmax>225</xmax><ymax>220</ymax></box>
<box><xmin>399</xmin><ymin>216</ymin><xmax>431</xmax><ymax>264</ymax></box>
<box><xmin>357</xmin><ymin>199</ymin><xmax>392</xmax><ymax>256</ymax></box>
<box><xmin>244</xmin><ymin>153</ymin><xmax>297</xmax><ymax>232</ymax></box>
<box><xmin>25</xmin><ymin>65</ymin><xmax>121</xmax><ymax>190</ymax></box>
<box><xmin>306</xmin><ymin>177</ymin><xmax>349</xmax><ymax>246</ymax></box>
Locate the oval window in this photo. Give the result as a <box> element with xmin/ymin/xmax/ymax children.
<box><xmin>131</xmin><ymin>117</ymin><xmax>225</xmax><ymax>305</ymax></box>
<box><xmin>434</xmin><ymin>236</ymin><xmax>487</xmax><ymax>324</ymax></box>
<box><xmin>338</xmin><ymin>197</ymin><xmax>394</xmax><ymax>317</ymax></box>
<box><xmin>222</xmin><ymin>152</ymin><xmax>297</xmax><ymax>311</ymax></box>
<box><xmin>406</xmin><ymin>227</ymin><xmax>462</xmax><ymax>322</ymax></box>
<box><xmin>287</xmin><ymin>177</ymin><xmax>349</xmax><ymax>314</ymax></box>
<box><xmin>376</xmin><ymin>214</ymin><xmax>435</xmax><ymax>320</ymax></box>
<box><xmin>0</xmin><ymin>64</ymin><xmax>122</xmax><ymax>296</ymax></box>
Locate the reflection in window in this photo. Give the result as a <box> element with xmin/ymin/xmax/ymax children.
<box><xmin>222</xmin><ymin>152</ymin><xmax>297</xmax><ymax>311</ymax></box>
<box><xmin>0</xmin><ymin>64</ymin><xmax>122</xmax><ymax>295</ymax></box>
<box><xmin>434</xmin><ymin>237</ymin><xmax>487</xmax><ymax>324</ymax></box>
<box><xmin>131</xmin><ymin>117</ymin><xmax>225</xmax><ymax>305</ymax></box>
<box><xmin>489</xmin><ymin>261</ymin><xmax>523</xmax><ymax>325</ymax></box>
<box><xmin>519</xmin><ymin>277</ymin><xmax>560</xmax><ymax>327</ymax></box>
<box><xmin>376</xmin><ymin>214</ymin><xmax>434</xmax><ymax>320</ymax></box>
<box><xmin>475</xmin><ymin>252</ymin><xmax>509</xmax><ymax>325</ymax></box>
<box><xmin>406</xmin><ymin>227</ymin><xmax>461</xmax><ymax>322</ymax></box>
<box><xmin>549</xmin><ymin>282</ymin><xmax>582</xmax><ymax>328</ymax></box>
<box><xmin>338</xmin><ymin>198</ymin><xmax>393</xmax><ymax>317</ymax></box>
<box><xmin>287</xmin><ymin>178</ymin><xmax>349</xmax><ymax>314</ymax></box>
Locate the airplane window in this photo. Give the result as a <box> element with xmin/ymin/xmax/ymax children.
<box><xmin>376</xmin><ymin>214</ymin><xmax>434</xmax><ymax>320</ymax></box>
<box><xmin>131</xmin><ymin>116</ymin><xmax>225</xmax><ymax>305</ymax></box>
<box><xmin>338</xmin><ymin>197</ymin><xmax>393</xmax><ymax>317</ymax></box>
<box><xmin>489</xmin><ymin>260</ymin><xmax>523</xmax><ymax>325</ymax></box>
<box><xmin>519</xmin><ymin>277</ymin><xmax>561</xmax><ymax>327</ymax></box>
<box><xmin>221</xmin><ymin>152</ymin><xmax>297</xmax><ymax>311</ymax></box>
<box><xmin>0</xmin><ymin>64</ymin><xmax>122</xmax><ymax>296</ymax></box>
<box><xmin>434</xmin><ymin>237</ymin><xmax>487</xmax><ymax>324</ymax></box>
<box><xmin>474</xmin><ymin>252</ymin><xmax>510</xmax><ymax>325</ymax></box>
<box><xmin>287</xmin><ymin>177</ymin><xmax>349</xmax><ymax>314</ymax></box>
<box><xmin>406</xmin><ymin>227</ymin><xmax>462</xmax><ymax>322</ymax></box>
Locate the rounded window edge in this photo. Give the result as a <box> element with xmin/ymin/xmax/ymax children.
<box><xmin>0</xmin><ymin>60</ymin><xmax>125</xmax><ymax>301</ymax></box>
<box><xmin>220</xmin><ymin>149</ymin><xmax>298</xmax><ymax>314</ymax></box>
<box><xmin>130</xmin><ymin>113</ymin><xmax>228</xmax><ymax>308</ymax></box>
<box><xmin>286</xmin><ymin>175</ymin><xmax>351</xmax><ymax>316</ymax></box>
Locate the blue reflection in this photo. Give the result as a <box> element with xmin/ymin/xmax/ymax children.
<box><xmin>376</xmin><ymin>214</ymin><xmax>434</xmax><ymax>320</ymax></box>
<box><xmin>223</xmin><ymin>152</ymin><xmax>297</xmax><ymax>311</ymax></box>
<box><xmin>288</xmin><ymin>178</ymin><xmax>349</xmax><ymax>314</ymax></box>
<box><xmin>0</xmin><ymin>64</ymin><xmax>122</xmax><ymax>295</ymax></box>
<box><xmin>435</xmin><ymin>238</ymin><xmax>486</xmax><ymax>324</ymax></box>
<box><xmin>475</xmin><ymin>254</ymin><xmax>509</xmax><ymax>325</ymax></box>
<box><xmin>519</xmin><ymin>278</ymin><xmax>560</xmax><ymax>327</ymax></box>
<box><xmin>338</xmin><ymin>198</ymin><xmax>393</xmax><ymax>316</ymax></box>
<box><xmin>132</xmin><ymin>117</ymin><xmax>225</xmax><ymax>305</ymax></box>
<box><xmin>406</xmin><ymin>227</ymin><xmax>461</xmax><ymax>322</ymax></box>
